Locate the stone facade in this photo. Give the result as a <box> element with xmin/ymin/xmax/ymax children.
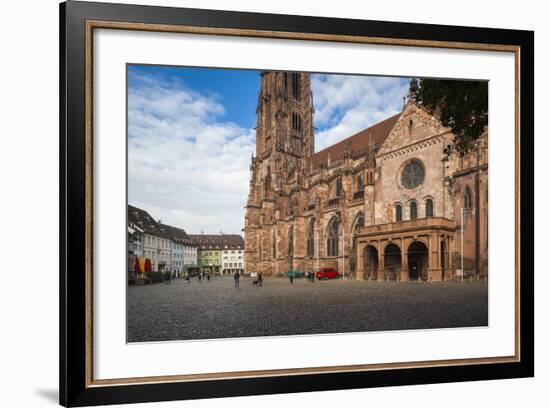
<box><xmin>244</xmin><ymin>72</ymin><xmax>488</xmax><ymax>281</ymax></box>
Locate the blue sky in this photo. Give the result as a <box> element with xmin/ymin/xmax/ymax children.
<box><xmin>128</xmin><ymin>65</ymin><xmax>410</xmax><ymax>234</ymax></box>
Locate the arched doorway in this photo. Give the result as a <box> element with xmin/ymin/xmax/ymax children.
<box><xmin>384</xmin><ymin>243</ymin><xmax>401</xmax><ymax>281</ymax></box>
<box><xmin>408</xmin><ymin>241</ymin><xmax>429</xmax><ymax>281</ymax></box>
<box><xmin>364</xmin><ymin>245</ymin><xmax>378</xmax><ymax>280</ymax></box>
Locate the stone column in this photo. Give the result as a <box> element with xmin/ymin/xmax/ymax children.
<box><xmin>377</xmin><ymin>245</ymin><xmax>385</xmax><ymax>281</ymax></box>
<box><xmin>401</xmin><ymin>247</ymin><xmax>409</xmax><ymax>282</ymax></box>
<box><xmin>428</xmin><ymin>233</ymin><xmax>442</xmax><ymax>282</ymax></box>
<box><xmin>447</xmin><ymin>236</ymin><xmax>453</xmax><ymax>279</ymax></box>
<box><xmin>356</xmin><ymin>241</ymin><xmax>365</xmax><ymax>281</ymax></box>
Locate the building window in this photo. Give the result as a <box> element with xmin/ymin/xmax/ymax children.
<box><xmin>354</xmin><ymin>213</ymin><xmax>364</xmax><ymax>231</ymax></box>
<box><xmin>291</xmin><ymin>112</ymin><xmax>302</xmax><ymax>131</ymax></box>
<box><xmin>307</xmin><ymin>220</ymin><xmax>314</xmax><ymax>257</ymax></box>
<box><xmin>327</xmin><ymin>217</ymin><xmax>340</xmax><ymax>257</ymax></box>
<box><xmin>336</xmin><ymin>177</ymin><xmax>343</xmax><ymax>197</ymax></box>
<box><xmin>395</xmin><ymin>204</ymin><xmax>403</xmax><ymax>222</ymax></box>
<box><xmin>357</xmin><ymin>175</ymin><xmax>363</xmax><ymax>192</ymax></box>
<box><xmin>410</xmin><ymin>201</ymin><xmax>418</xmax><ymax>220</ymax></box>
<box><xmin>425</xmin><ymin>198</ymin><xmax>434</xmax><ymax>217</ymax></box>
<box><xmin>464</xmin><ymin>186</ymin><xmax>472</xmax><ymax>209</ymax></box>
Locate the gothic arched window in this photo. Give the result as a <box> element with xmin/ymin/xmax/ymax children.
<box><xmin>410</xmin><ymin>201</ymin><xmax>418</xmax><ymax>220</ymax></box>
<box><xmin>425</xmin><ymin>198</ymin><xmax>434</xmax><ymax>217</ymax></box>
<box><xmin>354</xmin><ymin>213</ymin><xmax>365</xmax><ymax>231</ymax></box>
<box><xmin>357</xmin><ymin>175</ymin><xmax>363</xmax><ymax>192</ymax></box>
<box><xmin>307</xmin><ymin>220</ymin><xmax>314</xmax><ymax>257</ymax></box>
<box><xmin>336</xmin><ymin>177</ymin><xmax>343</xmax><ymax>197</ymax></box>
<box><xmin>395</xmin><ymin>204</ymin><xmax>403</xmax><ymax>222</ymax></box>
<box><xmin>288</xmin><ymin>226</ymin><xmax>294</xmax><ymax>257</ymax></box>
<box><xmin>291</xmin><ymin>112</ymin><xmax>302</xmax><ymax>132</ymax></box>
<box><xmin>327</xmin><ymin>217</ymin><xmax>340</xmax><ymax>257</ymax></box>
<box><xmin>464</xmin><ymin>186</ymin><xmax>472</xmax><ymax>209</ymax></box>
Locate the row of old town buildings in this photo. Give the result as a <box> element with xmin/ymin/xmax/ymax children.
<box><xmin>128</xmin><ymin>204</ymin><xmax>244</xmax><ymax>281</ymax></box>
<box><xmin>244</xmin><ymin>71</ymin><xmax>488</xmax><ymax>282</ymax></box>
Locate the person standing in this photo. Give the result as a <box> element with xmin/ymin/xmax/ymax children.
<box><xmin>234</xmin><ymin>271</ymin><xmax>240</xmax><ymax>288</ymax></box>
<box><xmin>258</xmin><ymin>272</ymin><xmax>263</xmax><ymax>287</ymax></box>
<box><xmin>289</xmin><ymin>272</ymin><xmax>294</xmax><ymax>284</ymax></box>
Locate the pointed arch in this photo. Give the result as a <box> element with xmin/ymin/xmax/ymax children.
<box><xmin>272</xmin><ymin>229</ymin><xmax>276</xmax><ymax>258</ymax></box>
<box><xmin>307</xmin><ymin>218</ymin><xmax>315</xmax><ymax>257</ymax></box>
<box><xmin>356</xmin><ymin>174</ymin><xmax>363</xmax><ymax>192</ymax></box>
<box><xmin>352</xmin><ymin>212</ymin><xmax>365</xmax><ymax>232</ymax></box>
<box><xmin>326</xmin><ymin>216</ymin><xmax>340</xmax><ymax>257</ymax></box>
<box><xmin>288</xmin><ymin>225</ymin><xmax>294</xmax><ymax>257</ymax></box>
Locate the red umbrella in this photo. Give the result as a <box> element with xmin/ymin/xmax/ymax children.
<box><xmin>134</xmin><ymin>257</ymin><xmax>141</xmax><ymax>274</ymax></box>
<box><xmin>144</xmin><ymin>258</ymin><xmax>152</xmax><ymax>273</ymax></box>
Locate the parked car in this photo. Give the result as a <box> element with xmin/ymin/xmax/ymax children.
<box><xmin>286</xmin><ymin>269</ymin><xmax>305</xmax><ymax>279</ymax></box>
<box><xmin>315</xmin><ymin>267</ymin><xmax>340</xmax><ymax>280</ymax></box>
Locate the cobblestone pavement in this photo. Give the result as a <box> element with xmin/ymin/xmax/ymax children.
<box><xmin>127</xmin><ymin>276</ymin><xmax>488</xmax><ymax>342</ymax></box>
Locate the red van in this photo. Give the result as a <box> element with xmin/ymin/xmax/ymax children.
<box><xmin>315</xmin><ymin>268</ymin><xmax>340</xmax><ymax>280</ymax></box>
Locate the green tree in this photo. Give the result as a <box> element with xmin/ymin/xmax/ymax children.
<box><xmin>410</xmin><ymin>78</ymin><xmax>488</xmax><ymax>158</ymax></box>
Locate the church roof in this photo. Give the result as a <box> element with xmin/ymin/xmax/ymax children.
<box><xmin>308</xmin><ymin>113</ymin><xmax>401</xmax><ymax>170</ymax></box>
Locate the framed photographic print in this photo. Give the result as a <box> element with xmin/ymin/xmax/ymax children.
<box><xmin>59</xmin><ymin>0</ymin><xmax>534</xmax><ymax>406</ymax></box>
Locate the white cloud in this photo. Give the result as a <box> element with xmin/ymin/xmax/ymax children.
<box><xmin>128</xmin><ymin>74</ymin><xmax>255</xmax><ymax>235</ymax></box>
<box><xmin>129</xmin><ymin>72</ymin><xmax>409</xmax><ymax>234</ymax></box>
<box><xmin>312</xmin><ymin>75</ymin><xmax>409</xmax><ymax>151</ymax></box>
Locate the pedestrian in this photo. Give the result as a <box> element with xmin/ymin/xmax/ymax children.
<box><xmin>258</xmin><ymin>272</ymin><xmax>263</xmax><ymax>287</ymax></box>
<box><xmin>207</xmin><ymin>273</ymin><xmax>211</xmax><ymax>282</ymax></box>
<box><xmin>198</xmin><ymin>272</ymin><xmax>202</xmax><ymax>282</ymax></box>
<box><xmin>289</xmin><ymin>272</ymin><xmax>294</xmax><ymax>284</ymax></box>
<box><xmin>234</xmin><ymin>271</ymin><xmax>240</xmax><ymax>288</ymax></box>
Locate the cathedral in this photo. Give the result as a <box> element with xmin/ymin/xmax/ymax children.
<box><xmin>244</xmin><ymin>72</ymin><xmax>488</xmax><ymax>281</ymax></box>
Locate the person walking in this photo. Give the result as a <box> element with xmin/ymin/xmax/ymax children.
<box><xmin>206</xmin><ymin>273</ymin><xmax>211</xmax><ymax>283</ymax></box>
<box><xmin>289</xmin><ymin>272</ymin><xmax>294</xmax><ymax>284</ymax></box>
<box><xmin>258</xmin><ymin>272</ymin><xmax>263</xmax><ymax>287</ymax></box>
<box><xmin>234</xmin><ymin>271</ymin><xmax>240</xmax><ymax>288</ymax></box>
<box><xmin>198</xmin><ymin>272</ymin><xmax>202</xmax><ymax>283</ymax></box>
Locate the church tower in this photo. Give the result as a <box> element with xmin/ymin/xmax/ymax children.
<box><xmin>254</xmin><ymin>71</ymin><xmax>314</xmax><ymax>189</ymax></box>
<box><xmin>245</xmin><ymin>71</ymin><xmax>314</xmax><ymax>275</ymax></box>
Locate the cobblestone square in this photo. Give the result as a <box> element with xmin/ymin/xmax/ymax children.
<box><xmin>127</xmin><ymin>277</ymin><xmax>488</xmax><ymax>342</ymax></box>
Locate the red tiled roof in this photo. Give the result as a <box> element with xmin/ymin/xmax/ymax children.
<box><xmin>308</xmin><ymin>113</ymin><xmax>400</xmax><ymax>169</ymax></box>
<box><xmin>189</xmin><ymin>234</ymin><xmax>244</xmax><ymax>250</ymax></box>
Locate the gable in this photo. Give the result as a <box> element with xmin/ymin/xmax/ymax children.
<box><xmin>376</xmin><ymin>102</ymin><xmax>449</xmax><ymax>158</ymax></box>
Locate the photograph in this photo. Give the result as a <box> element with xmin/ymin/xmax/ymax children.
<box><xmin>126</xmin><ymin>66</ymin><xmax>489</xmax><ymax>343</ymax></box>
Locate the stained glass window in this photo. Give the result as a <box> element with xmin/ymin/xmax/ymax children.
<box><xmin>401</xmin><ymin>159</ymin><xmax>425</xmax><ymax>189</ymax></box>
